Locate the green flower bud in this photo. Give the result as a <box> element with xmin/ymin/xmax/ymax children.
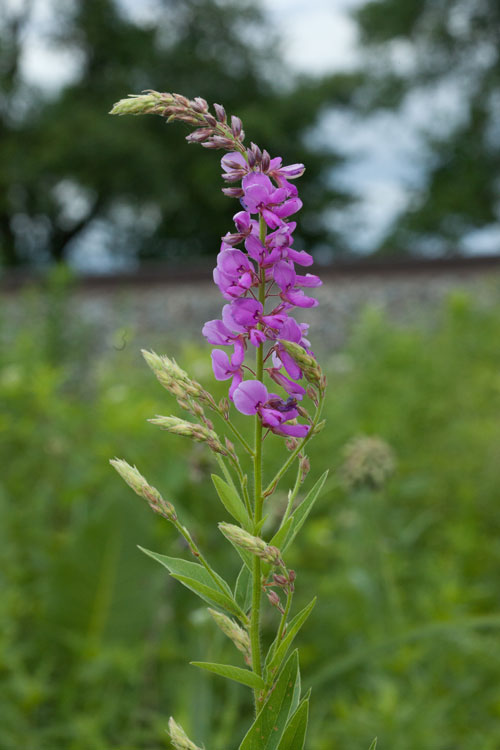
<box><xmin>168</xmin><ymin>717</ymin><xmax>202</xmax><ymax>750</ymax></box>
<box><xmin>110</xmin><ymin>459</ymin><xmax>176</xmax><ymax>520</ymax></box>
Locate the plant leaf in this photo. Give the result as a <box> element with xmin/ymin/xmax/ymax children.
<box><xmin>190</xmin><ymin>661</ymin><xmax>265</xmax><ymax>690</ymax></box>
<box><xmin>282</xmin><ymin>471</ymin><xmax>329</xmax><ymax>553</ymax></box>
<box><xmin>276</xmin><ymin>698</ymin><xmax>309</xmax><ymax>750</ymax></box>
<box><xmin>239</xmin><ymin>650</ymin><xmax>300</xmax><ymax>750</ymax></box>
<box><xmin>265</xmin><ymin>598</ymin><xmax>317</xmax><ymax>678</ymax></box>
<box><xmin>269</xmin><ymin>517</ymin><xmax>294</xmax><ymax>551</ymax></box>
<box><xmin>368</xmin><ymin>739</ymin><xmax>378</xmax><ymax>750</ymax></box>
<box><xmin>212</xmin><ymin>474</ymin><xmax>251</xmax><ymax>529</ymax></box>
<box><xmin>172</xmin><ymin>574</ymin><xmax>244</xmax><ymax>617</ymax></box>
<box><xmin>138</xmin><ymin>547</ymin><xmax>243</xmax><ymax>616</ymax></box>
<box><xmin>234</xmin><ymin>564</ymin><xmax>252</xmax><ymax>612</ymax></box>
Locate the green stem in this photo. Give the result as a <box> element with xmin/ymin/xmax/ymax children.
<box><xmin>263</xmin><ymin>392</ymin><xmax>325</xmax><ymax>497</ymax></box>
<box><xmin>213</xmin><ymin>407</ymin><xmax>254</xmax><ymax>456</ymax></box>
<box><xmin>282</xmin><ymin>461</ymin><xmax>303</xmax><ymax>526</ymax></box>
<box><xmin>250</xmin><ymin>218</ymin><xmax>267</xmax><ymax>708</ymax></box>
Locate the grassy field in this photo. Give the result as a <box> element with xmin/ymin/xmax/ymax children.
<box><xmin>1</xmin><ymin>282</ymin><xmax>500</xmax><ymax>749</ymax></box>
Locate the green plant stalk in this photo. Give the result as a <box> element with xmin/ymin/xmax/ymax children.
<box><xmin>264</xmin><ymin>392</ymin><xmax>325</xmax><ymax>497</ymax></box>
<box><xmin>250</xmin><ymin>219</ymin><xmax>267</xmax><ymax>708</ymax></box>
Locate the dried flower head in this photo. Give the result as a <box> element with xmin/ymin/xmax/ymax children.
<box><xmin>340</xmin><ymin>435</ymin><xmax>396</xmax><ymax>490</ymax></box>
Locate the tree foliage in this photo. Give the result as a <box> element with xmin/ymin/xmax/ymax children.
<box><xmin>354</xmin><ymin>0</ymin><xmax>500</xmax><ymax>254</ymax></box>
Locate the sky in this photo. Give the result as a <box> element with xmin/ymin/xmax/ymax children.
<box><xmin>9</xmin><ymin>0</ymin><xmax>500</xmax><ymax>265</ymax></box>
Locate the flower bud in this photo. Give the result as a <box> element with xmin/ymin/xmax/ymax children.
<box><xmin>208</xmin><ymin>609</ymin><xmax>251</xmax><ymax>663</ymax></box>
<box><xmin>149</xmin><ymin>416</ymin><xmax>227</xmax><ymax>455</ymax></box>
<box><xmin>214</xmin><ymin>103</ymin><xmax>227</xmax><ymax>122</ymax></box>
<box><xmin>279</xmin><ymin>341</ymin><xmax>322</xmax><ymax>387</ymax></box>
<box><xmin>168</xmin><ymin>718</ymin><xmax>202</xmax><ymax>750</ymax></box>
<box><xmin>110</xmin><ymin>459</ymin><xmax>176</xmax><ymax>520</ymax></box>
<box><xmin>231</xmin><ymin>115</ymin><xmax>242</xmax><ymax>137</ymax></box>
<box><xmin>109</xmin><ymin>91</ymin><xmax>173</xmax><ymax>116</ymax></box>
<box><xmin>218</xmin><ymin>523</ymin><xmax>284</xmax><ymax>566</ymax></box>
<box><xmin>267</xmin><ymin>590</ymin><xmax>281</xmax><ymax>608</ymax></box>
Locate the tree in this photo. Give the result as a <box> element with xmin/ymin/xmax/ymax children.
<box><xmin>0</xmin><ymin>0</ymin><xmax>351</xmax><ymax>269</ymax></box>
<box><xmin>353</xmin><ymin>0</ymin><xmax>500</xmax><ymax>255</ymax></box>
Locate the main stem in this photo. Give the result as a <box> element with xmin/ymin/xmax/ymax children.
<box><xmin>250</xmin><ymin>217</ymin><xmax>267</xmax><ymax>709</ymax></box>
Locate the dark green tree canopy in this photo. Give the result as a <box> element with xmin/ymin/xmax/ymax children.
<box><xmin>0</xmin><ymin>0</ymin><xmax>351</xmax><ymax>269</ymax></box>
<box><xmin>354</xmin><ymin>0</ymin><xmax>500</xmax><ymax>255</ymax></box>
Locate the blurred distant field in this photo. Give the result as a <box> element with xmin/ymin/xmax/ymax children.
<box><xmin>2</xmin><ymin>280</ymin><xmax>500</xmax><ymax>750</ymax></box>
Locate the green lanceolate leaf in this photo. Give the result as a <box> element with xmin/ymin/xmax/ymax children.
<box><xmin>282</xmin><ymin>471</ymin><xmax>329</xmax><ymax>554</ymax></box>
<box><xmin>190</xmin><ymin>661</ymin><xmax>265</xmax><ymax>690</ymax></box>
<box><xmin>265</xmin><ymin>598</ymin><xmax>317</xmax><ymax>679</ymax></box>
<box><xmin>368</xmin><ymin>739</ymin><xmax>378</xmax><ymax>750</ymax></box>
<box><xmin>172</xmin><ymin>574</ymin><xmax>244</xmax><ymax>617</ymax></box>
<box><xmin>239</xmin><ymin>650</ymin><xmax>301</xmax><ymax>750</ymax></box>
<box><xmin>234</xmin><ymin>564</ymin><xmax>252</xmax><ymax>612</ymax></box>
<box><xmin>138</xmin><ymin>547</ymin><xmax>244</xmax><ymax>617</ymax></box>
<box><xmin>276</xmin><ymin>698</ymin><xmax>309</xmax><ymax>750</ymax></box>
<box><xmin>212</xmin><ymin>474</ymin><xmax>251</xmax><ymax>529</ymax></box>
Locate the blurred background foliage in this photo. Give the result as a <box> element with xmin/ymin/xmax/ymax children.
<box><xmin>2</xmin><ymin>1</ymin><xmax>500</xmax><ymax>748</ymax></box>
<box><xmin>2</xmin><ymin>276</ymin><xmax>500</xmax><ymax>748</ymax></box>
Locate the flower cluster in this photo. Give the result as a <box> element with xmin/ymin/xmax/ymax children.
<box><xmin>202</xmin><ymin>145</ymin><xmax>322</xmax><ymax>438</ymax></box>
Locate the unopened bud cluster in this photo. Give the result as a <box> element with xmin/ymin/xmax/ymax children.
<box><xmin>208</xmin><ymin>608</ymin><xmax>251</xmax><ymax>664</ymax></box>
<box><xmin>149</xmin><ymin>415</ymin><xmax>227</xmax><ymax>455</ymax></box>
<box><xmin>279</xmin><ymin>341</ymin><xmax>325</xmax><ymax>392</ymax></box>
<box><xmin>110</xmin><ymin>459</ymin><xmax>176</xmax><ymax>520</ymax></box>
<box><xmin>218</xmin><ymin>523</ymin><xmax>284</xmax><ymax>566</ymax></box>
<box><xmin>168</xmin><ymin>717</ymin><xmax>202</xmax><ymax>750</ymax></box>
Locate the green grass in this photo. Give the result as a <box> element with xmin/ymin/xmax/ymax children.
<box><xmin>1</xmin><ymin>284</ymin><xmax>500</xmax><ymax>749</ymax></box>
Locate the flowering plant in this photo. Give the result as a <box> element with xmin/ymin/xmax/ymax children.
<box><xmin>109</xmin><ymin>91</ymin><xmax>329</xmax><ymax>750</ymax></box>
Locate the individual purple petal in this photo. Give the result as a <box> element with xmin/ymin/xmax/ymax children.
<box><xmin>285</xmin><ymin>248</ymin><xmax>314</xmax><ymax>266</ymax></box>
<box><xmin>233</xmin><ymin>380</ymin><xmax>268</xmax><ymax>415</ymax></box>
<box><xmin>274</xmin><ymin>423</ymin><xmax>310</xmax><ymax>438</ymax></box>
<box><xmin>232</xmin><ymin>338</ymin><xmax>245</xmax><ymax>366</ymax></box>
<box><xmin>262</xmin><ymin>208</ymin><xmax>282</xmax><ymax>229</ymax></box>
<box><xmin>249</xmin><ymin>328</ymin><xmax>266</xmax><ymax>346</ymax></box>
<box><xmin>273</xmin><ymin>261</ymin><xmax>296</xmax><ymax>291</ymax></box>
<box><xmin>228</xmin><ymin>370</ymin><xmax>243</xmax><ymax>399</ymax></box>
<box><xmin>233</xmin><ymin>210</ymin><xmax>251</xmax><ymax>232</ymax></box>
<box><xmin>285</xmin><ymin>289</ymin><xmax>319</xmax><ymax>308</ymax></box>
<box><xmin>259</xmin><ymin>407</ymin><xmax>282</xmax><ymax>428</ymax></box>
<box><xmin>221</xmin><ymin>151</ymin><xmax>247</xmax><ymax>171</ymax></box>
<box><xmin>211</xmin><ymin>349</ymin><xmax>232</xmax><ymax>380</ymax></box>
<box><xmin>296</xmin><ymin>273</ymin><xmax>322</xmax><ymax>287</ymax></box>
<box><xmin>277</xmin><ymin>163</ymin><xmax>305</xmax><ymax>179</ymax></box>
<box><xmin>245</xmin><ymin>234</ymin><xmax>266</xmax><ymax>263</ymax></box>
<box><xmin>230</xmin><ymin>298</ymin><xmax>262</xmax><ymax>327</ymax></box>
<box><xmin>273</xmin><ymin>197</ymin><xmax>303</xmax><ymax>218</ymax></box>
<box><xmin>202</xmin><ymin>319</ymin><xmax>235</xmax><ymax>345</ymax></box>
<box><xmin>267</xmin><ymin>368</ymin><xmax>306</xmax><ymax>399</ymax></box>
<box><xmin>279</xmin><ymin>350</ymin><xmax>303</xmax><ymax>380</ymax></box>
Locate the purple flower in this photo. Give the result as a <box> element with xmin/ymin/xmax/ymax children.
<box><xmin>241</xmin><ymin>173</ymin><xmax>302</xmax><ymax>230</ymax></box>
<box><xmin>202</xmin><ymin>319</ymin><xmax>245</xmax><ymax>362</ymax></box>
<box><xmin>223</xmin><ymin>299</ymin><xmax>287</xmax><ymax>346</ymax></box>
<box><xmin>213</xmin><ymin>245</ymin><xmax>256</xmax><ymax>300</ymax></box>
<box><xmin>232</xmin><ymin>380</ymin><xmax>310</xmax><ymax>437</ymax></box>
<box><xmin>273</xmin><ymin>261</ymin><xmax>320</xmax><ymax>308</ymax></box>
<box><xmin>211</xmin><ymin>349</ymin><xmax>243</xmax><ymax>399</ymax></box>
<box><xmin>267</xmin><ymin>367</ymin><xmax>306</xmax><ymax>399</ymax></box>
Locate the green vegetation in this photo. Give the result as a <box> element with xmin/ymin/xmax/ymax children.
<box><xmin>2</xmin><ymin>284</ymin><xmax>500</xmax><ymax>749</ymax></box>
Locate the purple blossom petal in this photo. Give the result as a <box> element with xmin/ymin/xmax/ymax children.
<box><xmin>211</xmin><ymin>349</ymin><xmax>232</xmax><ymax>380</ymax></box>
<box><xmin>233</xmin><ymin>380</ymin><xmax>268</xmax><ymax>415</ymax></box>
